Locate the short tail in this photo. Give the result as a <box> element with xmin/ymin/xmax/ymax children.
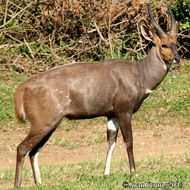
<box><xmin>14</xmin><ymin>86</ymin><xmax>26</xmax><ymax>122</ymax></box>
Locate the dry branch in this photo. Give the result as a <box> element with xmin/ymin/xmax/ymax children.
<box><xmin>0</xmin><ymin>2</ymin><xmax>33</xmax><ymax>29</ymax></box>
<box><xmin>0</xmin><ymin>0</ymin><xmax>189</xmax><ymax>74</ymax></box>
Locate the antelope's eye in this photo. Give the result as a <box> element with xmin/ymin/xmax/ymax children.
<box><xmin>161</xmin><ymin>44</ymin><xmax>168</xmax><ymax>48</ymax></box>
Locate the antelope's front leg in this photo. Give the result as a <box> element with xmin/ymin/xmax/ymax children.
<box><xmin>104</xmin><ymin>118</ymin><xmax>119</xmax><ymax>175</ymax></box>
<box><xmin>118</xmin><ymin>113</ymin><xmax>136</xmax><ymax>174</ymax></box>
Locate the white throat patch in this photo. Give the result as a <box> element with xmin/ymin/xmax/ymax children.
<box><xmin>163</xmin><ymin>63</ymin><xmax>167</xmax><ymax>71</ymax></box>
<box><xmin>145</xmin><ymin>89</ymin><xmax>152</xmax><ymax>94</ymax></box>
<box><xmin>173</xmin><ymin>59</ymin><xmax>177</xmax><ymax>64</ymax></box>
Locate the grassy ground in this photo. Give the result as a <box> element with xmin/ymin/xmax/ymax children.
<box><xmin>0</xmin><ymin>60</ymin><xmax>190</xmax><ymax>189</ymax></box>
<box><xmin>0</xmin><ymin>61</ymin><xmax>189</xmax><ymax>131</ymax></box>
<box><xmin>1</xmin><ymin>155</ymin><xmax>190</xmax><ymax>189</ymax></box>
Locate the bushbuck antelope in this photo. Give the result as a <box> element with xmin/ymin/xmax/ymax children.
<box><xmin>14</xmin><ymin>4</ymin><xmax>180</xmax><ymax>188</ymax></box>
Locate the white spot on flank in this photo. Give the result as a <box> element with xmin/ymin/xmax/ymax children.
<box><xmin>56</xmin><ymin>104</ymin><xmax>62</xmax><ymax>111</ymax></box>
<box><xmin>104</xmin><ymin>142</ymin><xmax>116</xmax><ymax>175</ymax></box>
<box><xmin>107</xmin><ymin>118</ymin><xmax>119</xmax><ymax>131</ymax></box>
<box><xmin>66</xmin><ymin>95</ymin><xmax>72</xmax><ymax>103</ymax></box>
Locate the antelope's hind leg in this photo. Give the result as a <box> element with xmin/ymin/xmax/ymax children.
<box><xmin>14</xmin><ymin>86</ymin><xmax>65</xmax><ymax>188</ymax></box>
<box><xmin>14</xmin><ymin>126</ymin><xmax>56</xmax><ymax>188</ymax></box>
<box><xmin>104</xmin><ymin>118</ymin><xmax>119</xmax><ymax>176</ymax></box>
<box><xmin>29</xmin><ymin>128</ymin><xmax>56</xmax><ymax>185</ymax></box>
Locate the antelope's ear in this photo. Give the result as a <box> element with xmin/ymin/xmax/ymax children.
<box><xmin>141</xmin><ymin>24</ymin><xmax>154</xmax><ymax>42</ymax></box>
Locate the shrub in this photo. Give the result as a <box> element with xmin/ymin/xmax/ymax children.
<box><xmin>0</xmin><ymin>0</ymin><xmax>189</xmax><ymax>74</ymax></box>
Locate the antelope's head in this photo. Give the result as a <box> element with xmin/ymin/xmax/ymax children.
<box><xmin>141</xmin><ymin>4</ymin><xmax>180</xmax><ymax>64</ymax></box>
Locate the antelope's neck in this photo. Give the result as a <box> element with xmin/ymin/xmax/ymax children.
<box><xmin>137</xmin><ymin>46</ymin><xmax>168</xmax><ymax>91</ymax></box>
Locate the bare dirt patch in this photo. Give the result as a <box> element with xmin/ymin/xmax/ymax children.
<box><xmin>1</xmin><ymin>122</ymin><xmax>190</xmax><ymax>189</ymax></box>
<box><xmin>0</xmin><ymin>123</ymin><xmax>190</xmax><ymax>171</ymax></box>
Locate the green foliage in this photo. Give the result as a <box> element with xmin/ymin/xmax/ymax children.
<box><xmin>171</xmin><ymin>0</ymin><xmax>190</xmax><ymax>57</ymax></box>
<box><xmin>172</xmin><ymin>0</ymin><xmax>190</xmax><ymax>30</ymax></box>
<box><xmin>19</xmin><ymin>45</ymin><xmax>31</xmax><ymax>58</ymax></box>
<box><xmin>0</xmin><ymin>0</ymin><xmax>189</xmax><ymax>74</ymax></box>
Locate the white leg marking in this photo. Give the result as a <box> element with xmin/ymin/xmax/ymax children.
<box><xmin>104</xmin><ymin>142</ymin><xmax>116</xmax><ymax>175</ymax></box>
<box><xmin>107</xmin><ymin>118</ymin><xmax>119</xmax><ymax>132</ymax></box>
<box><xmin>21</xmin><ymin>104</ymin><xmax>26</xmax><ymax>121</ymax></box>
<box><xmin>32</xmin><ymin>152</ymin><xmax>42</xmax><ymax>184</ymax></box>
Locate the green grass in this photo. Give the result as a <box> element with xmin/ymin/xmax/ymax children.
<box><xmin>48</xmin><ymin>122</ymin><xmax>107</xmax><ymax>148</ymax></box>
<box><xmin>0</xmin><ymin>155</ymin><xmax>190</xmax><ymax>189</ymax></box>
<box><xmin>0</xmin><ymin>66</ymin><xmax>190</xmax><ymax>131</ymax></box>
<box><xmin>133</xmin><ymin>72</ymin><xmax>190</xmax><ymax>127</ymax></box>
<box><xmin>0</xmin><ymin>72</ymin><xmax>26</xmax><ymax>131</ymax></box>
<box><xmin>0</xmin><ymin>82</ymin><xmax>15</xmax><ymax>128</ymax></box>
<box><xmin>26</xmin><ymin>169</ymin><xmax>188</xmax><ymax>190</ymax></box>
<box><xmin>0</xmin><ymin>63</ymin><xmax>189</xmax><ymax>189</ymax></box>
<box><xmin>48</xmin><ymin>136</ymin><xmax>78</xmax><ymax>149</ymax></box>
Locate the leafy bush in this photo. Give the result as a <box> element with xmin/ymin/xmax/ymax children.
<box><xmin>0</xmin><ymin>0</ymin><xmax>189</xmax><ymax>74</ymax></box>
<box><xmin>171</xmin><ymin>0</ymin><xmax>190</xmax><ymax>57</ymax></box>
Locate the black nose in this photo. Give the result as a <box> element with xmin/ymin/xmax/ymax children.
<box><xmin>175</xmin><ymin>56</ymin><xmax>181</xmax><ymax>63</ymax></box>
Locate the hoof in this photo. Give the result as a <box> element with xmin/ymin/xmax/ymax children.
<box><xmin>104</xmin><ymin>171</ymin><xmax>110</xmax><ymax>176</ymax></box>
